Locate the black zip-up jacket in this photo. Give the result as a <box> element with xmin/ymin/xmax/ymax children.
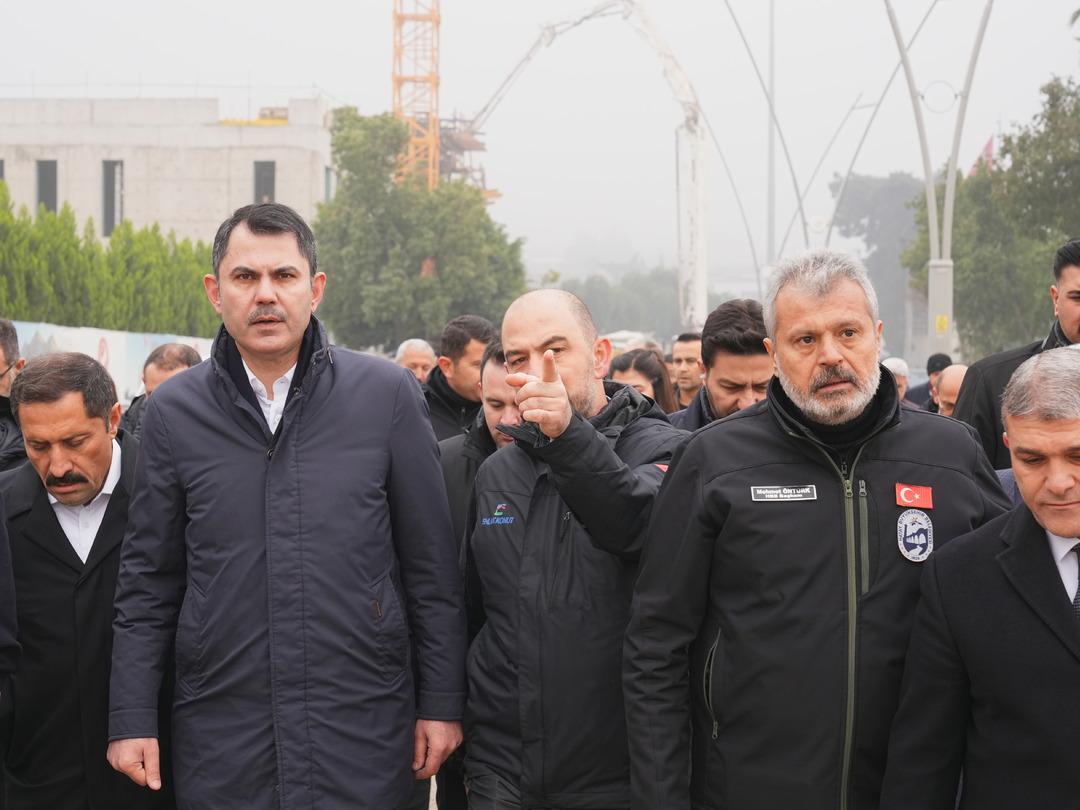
<box><xmin>624</xmin><ymin>373</ymin><xmax>1010</xmax><ymax>810</ymax></box>
<box><xmin>439</xmin><ymin>410</ymin><xmax>497</xmax><ymax>547</ymax></box>
<box><xmin>424</xmin><ymin>366</ymin><xmax>482</xmax><ymax>442</ymax></box>
<box><xmin>463</xmin><ymin>382</ymin><xmax>685</xmax><ymax>809</ymax></box>
<box><xmin>952</xmin><ymin>321</ymin><xmax>1070</xmax><ymax>469</ymax></box>
<box><xmin>669</xmin><ymin>386</ymin><xmax>715</xmax><ymax>432</ymax></box>
<box><xmin>0</xmin><ymin>397</ymin><xmax>25</xmax><ymax>473</ymax></box>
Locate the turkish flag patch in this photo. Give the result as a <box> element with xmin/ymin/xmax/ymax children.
<box><xmin>895</xmin><ymin>483</ymin><xmax>933</xmax><ymax>509</ymax></box>
<box><xmin>654</xmin><ymin>464</ymin><xmax>669</xmax><ymax>473</ymax></box>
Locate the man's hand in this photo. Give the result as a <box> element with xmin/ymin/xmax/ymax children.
<box><xmin>505</xmin><ymin>350</ymin><xmax>573</xmax><ymax>439</ymax></box>
<box><xmin>412</xmin><ymin>719</ymin><xmax>463</xmax><ymax>780</ymax></box>
<box><xmin>107</xmin><ymin>737</ymin><xmax>162</xmax><ymax>790</ymax></box>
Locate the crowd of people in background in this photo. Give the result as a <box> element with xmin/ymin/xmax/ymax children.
<box><xmin>0</xmin><ymin>202</ymin><xmax>1076</xmax><ymax>810</ymax></box>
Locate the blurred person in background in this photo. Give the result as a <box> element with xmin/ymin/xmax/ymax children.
<box><xmin>425</xmin><ymin>316</ymin><xmax>498</xmax><ymax>441</ymax></box>
<box><xmin>882</xmin><ymin>357</ymin><xmax>917</xmax><ymax>407</ymax></box>
<box><xmin>120</xmin><ymin>344</ymin><xmax>201</xmax><ymax>441</ymax></box>
<box><xmin>953</xmin><ymin>237</ymin><xmax>1078</xmax><ymax>467</ymax></box>
<box><xmin>936</xmin><ymin>365</ymin><xmax>969</xmax><ymax>418</ymax></box>
<box><xmin>0</xmin><ymin>320</ymin><xmax>27</xmax><ymax>472</ymax></box>
<box><xmin>610</xmin><ymin>348</ymin><xmax>677</xmax><ymax>413</ymax></box>
<box><xmin>670</xmin><ymin>299</ymin><xmax>772</xmax><ymax>431</ymax></box>
<box><xmin>906</xmin><ymin>353</ymin><xmax>951</xmax><ymax>413</ymax></box>
<box><xmin>395</xmin><ymin>338</ymin><xmax>437</xmax><ymax>384</ymax></box>
<box><xmin>671</xmin><ymin>332</ymin><xmax>703</xmax><ymax>409</ymax></box>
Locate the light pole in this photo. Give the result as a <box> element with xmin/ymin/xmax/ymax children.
<box><xmin>883</xmin><ymin>0</ymin><xmax>993</xmax><ymax>357</ymax></box>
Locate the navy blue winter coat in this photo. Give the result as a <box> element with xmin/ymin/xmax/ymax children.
<box><xmin>110</xmin><ymin>319</ymin><xmax>466</xmax><ymax>810</ymax></box>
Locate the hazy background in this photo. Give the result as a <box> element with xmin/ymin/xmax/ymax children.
<box><xmin>3</xmin><ymin>0</ymin><xmax>1077</xmax><ymax>294</ymax></box>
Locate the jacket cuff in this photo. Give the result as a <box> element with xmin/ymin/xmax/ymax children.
<box><xmin>417</xmin><ymin>689</ymin><xmax>465</xmax><ymax>721</ymax></box>
<box><xmin>526</xmin><ymin>413</ymin><xmax>594</xmax><ymax>464</ymax></box>
<box><xmin>109</xmin><ymin>707</ymin><xmax>159</xmax><ymax>741</ymax></box>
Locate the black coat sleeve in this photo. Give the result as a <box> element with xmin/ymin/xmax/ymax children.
<box><xmin>525</xmin><ymin>414</ymin><xmax>677</xmax><ymax>560</ymax></box>
<box><xmin>0</xmin><ymin>491</ymin><xmax>18</xmax><ymax>681</ymax></box>
<box><xmin>952</xmin><ymin>364</ymin><xmax>1000</xmax><ymax>466</ymax></box>
<box><xmin>388</xmin><ymin>372</ymin><xmax>467</xmax><ymax>722</ymax></box>
<box><xmin>623</xmin><ymin>437</ymin><xmax>718</xmax><ymax>810</ymax></box>
<box><xmin>110</xmin><ymin>397</ymin><xmax>188</xmax><ymax>740</ymax></box>
<box><xmin>879</xmin><ymin>555</ymin><xmax>968</xmax><ymax>810</ymax></box>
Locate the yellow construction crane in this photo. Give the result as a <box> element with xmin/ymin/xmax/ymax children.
<box><xmin>392</xmin><ymin>0</ymin><xmax>440</xmax><ymax>191</ymax></box>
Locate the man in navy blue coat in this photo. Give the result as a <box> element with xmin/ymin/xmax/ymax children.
<box><xmin>107</xmin><ymin>203</ymin><xmax>466</xmax><ymax>810</ymax></box>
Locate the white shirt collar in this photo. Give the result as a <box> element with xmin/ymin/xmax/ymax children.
<box><xmin>240</xmin><ymin>357</ymin><xmax>297</xmax><ymax>402</ymax></box>
<box><xmin>1046</xmin><ymin>530</ymin><xmax>1080</xmax><ymax>564</ymax></box>
<box><xmin>47</xmin><ymin>438</ymin><xmax>122</xmax><ymax>507</ymax></box>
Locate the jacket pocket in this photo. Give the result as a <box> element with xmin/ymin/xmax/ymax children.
<box><xmin>373</xmin><ymin>573</ymin><xmax>409</xmax><ymax>681</ymax></box>
<box><xmin>175</xmin><ymin>580</ymin><xmax>206</xmax><ymax>692</ymax></box>
<box><xmin>702</xmin><ymin>626</ymin><xmax>724</xmax><ymax>739</ymax></box>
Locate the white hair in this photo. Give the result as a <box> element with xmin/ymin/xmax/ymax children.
<box><xmin>1002</xmin><ymin>344</ymin><xmax>1080</xmax><ymax>422</ymax></box>
<box><xmin>763</xmin><ymin>249</ymin><xmax>880</xmax><ymax>338</ymax></box>
<box><xmin>393</xmin><ymin>338</ymin><xmax>435</xmax><ymax>362</ymax></box>
<box><xmin>882</xmin><ymin>357</ymin><xmax>909</xmax><ymax>379</ymax></box>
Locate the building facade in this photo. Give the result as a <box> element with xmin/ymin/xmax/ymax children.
<box><xmin>0</xmin><ymin>97</ymin><xmax>333</xmax><ymax>242</ymax></box>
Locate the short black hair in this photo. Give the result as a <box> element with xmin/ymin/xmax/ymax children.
<box><xmin>0</xmin><ymin>319</ymin><xmax>19</xmax><ymax>368</ymax></box>
<box><xmin>480</xmin><ymin>340</ymin><xmax>505</xmax><ymax>374</ymax></box>
<box><xmin>440</xmin><ymin>315</ymin><xmax>497</xmax><ymax>362</ymax></box>
<box><xmin>212</xmin><ymin>203</ymin><xmax>318</xmax><ymax>277</ymax></box>
<box><xmin>10</xmin><ymin>352</ymin><xmax>117</xmax><ymax>426</ymax></box>
<box><xmin>926</xmin><ymin>353</ymin><xmax>952</xmax><ymax>375</ymax></box>
<box><xmin>674</xmin><ymin>332</ymin><xmax>702</xmax><ymax>344</ymax></box>
<box><xmin>1053</xmin><ymin>237</ymin><xmax>1080</xmax><ymax>280</ymax></box>
<box><xmin>144</xmin><ymin>343</ymin><xmax>202</xmax><ymax>373</ymax></box>
<box><xmin>701</xmin><ymin>299</ymin><xmax>768</xmax><ymax>368</ymax></box>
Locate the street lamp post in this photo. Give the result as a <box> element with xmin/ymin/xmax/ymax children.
<box><xmin>883</xmin><ymin>0</ymin><xmax>993</xmax><ymax>357</ymax></box>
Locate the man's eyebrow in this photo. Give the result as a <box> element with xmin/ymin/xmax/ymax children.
<box><xmin>539</xmin><ymin>336</ymin><xmax>570</xmax><ymax>348</ymax></box>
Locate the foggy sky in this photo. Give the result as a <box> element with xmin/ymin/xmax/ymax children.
<box><xmin>2</xmin><ymin>0</ymin><xmax>1077</xmax><ymax>294</ymax></box>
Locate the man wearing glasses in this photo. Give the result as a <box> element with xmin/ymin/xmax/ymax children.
<box><xmin>0</xmin><ymin>320</ymin><xmax>27</xmax><ymax>472</ymax></box>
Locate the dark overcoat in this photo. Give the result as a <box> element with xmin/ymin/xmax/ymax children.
<box><xmin>110</xmin><ymin>320</ymin><xmax>466</xmax><ymax>810</ymax></box>
<box><xmin>0</xmin><ymin>433</ymin><xmax>173</xmax><ymax>810</ymax></box>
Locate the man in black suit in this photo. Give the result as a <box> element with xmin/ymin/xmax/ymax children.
<box><xmin>881</xmin><ymin>344</ymin><xmax>1080</xmax><ymax>810</ymax></box>
<box><xmin>953</xmin><ymin>237</ymin><xmax>1078</xmax><ymax>467</ymax></box>
<box><xmin>0</xmin><ymin>353</ymin><xmax>172</xmax><ymax>810</ymax></box>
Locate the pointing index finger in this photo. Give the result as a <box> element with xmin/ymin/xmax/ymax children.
<box><xmin>542</xmin><ymin>349</ymin><xmax>561</xmax><ymax>383</ymax></box>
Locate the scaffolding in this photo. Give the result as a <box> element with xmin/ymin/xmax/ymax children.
<box><xmin>392</xmin><ymin>0</ymin><xmax>440</xmax><ymax>190</ymax></box>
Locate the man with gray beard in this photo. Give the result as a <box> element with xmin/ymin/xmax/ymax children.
<box><xmin>623</xmin><ymin>250</ymin><xmax>1010</xmax><ymax>810</ymax></box>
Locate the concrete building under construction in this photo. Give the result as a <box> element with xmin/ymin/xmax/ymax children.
<box><xmin>0</xmin><ymin>96</ymin><xmax>333</xmax><ymax>242</ymax></box>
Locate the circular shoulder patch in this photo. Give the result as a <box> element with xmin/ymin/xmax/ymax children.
<box><xmin>897</xmin><ymin>508</ymin><xmax>934</xmax><ymax>563</ymax></box>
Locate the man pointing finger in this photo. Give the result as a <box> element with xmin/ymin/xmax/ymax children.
<box><xmin>461</xmin><ymin>289</ymin><xmax>684</xmax><ymax>809</ymax></box>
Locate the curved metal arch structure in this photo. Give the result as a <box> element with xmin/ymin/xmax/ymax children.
<box><xmin>448</xmin><ymin>0</ymin><xmax>732</xmax><ymax>329</ymax></box>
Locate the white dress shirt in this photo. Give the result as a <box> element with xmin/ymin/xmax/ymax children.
<box><xmin>1046</xmin><ymin>530</ymin><xmax>1080</xmax><ymax>602</ymax></box>
<box><xmin>242</xmin><ymin>359</ymin><xmax>296</xmax><ymax>434</ymax></box>
<box><xmin>49</xmin><ymin>439</ymin><xmax>122</xmax><ymax>564</ymax></box>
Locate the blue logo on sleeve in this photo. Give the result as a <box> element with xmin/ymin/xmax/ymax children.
<box><xmin>481</xmin><ymin>503</ymin><xmax>515</xmax><ymax>526</ymax></box>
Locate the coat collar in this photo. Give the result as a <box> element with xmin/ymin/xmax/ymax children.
<box><xmin>996</xmin><ymin>504</ymin><xmax>1080</xmax><ymax>665</ymax></box>
<box><xmin>5</xmin><ymin>431</ymin><xmax>138</xmax><ymax>578</ymax></box>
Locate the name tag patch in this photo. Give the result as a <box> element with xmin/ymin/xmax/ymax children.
<box><xmin>751</xmin><ymin>485</ymin><xmax>818</xmax><ymax>502</ymax></box>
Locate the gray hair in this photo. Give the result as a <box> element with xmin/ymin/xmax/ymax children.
<box><xmin>763</xmin><ymin>250</ymin><xmax>880</xmax><ymax>338</ymax></box>
<box><xmin>1002</xmin><ymin>344</ymin><xmax>1080</xmax><ymax>422</ymax></box>
<box><xmin>882</xmin><ymin>357</ymin><xmax>909</xmax><ymax>379</ymax></box>
<box><xmin>394</xmin><ymin>338</ymin><xmax>435</xmax><ymax>362</ymax></box>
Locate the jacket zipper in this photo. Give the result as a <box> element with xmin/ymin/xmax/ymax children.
<box><xmin>703</xmin><ymin>627</ymin><xmax>723</xmax><ymax>739</ymax></box>
<box><xmin>547</xmin><ymin>511</ymin><xmax>573</xmax><ymax>601</ymax></box>
<box><xmin>801</xmin><ymin>444</ymin><xmax>866</xmax><ymax>810</ymax></box>
<box><xmin>858</xmin><ymin>479</ymin><xmax>870</xmax><ymax>595</ymax></box>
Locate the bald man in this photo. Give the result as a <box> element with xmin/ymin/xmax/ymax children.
<box><xmin>936</xmin><ymin>364</ymin><xmax>969</xmax><ymax>418</ymax></box>
<box><xmin>461</xmin><ymin>289</ymin><xmax>684</xmax><ymax>810</ymax></box>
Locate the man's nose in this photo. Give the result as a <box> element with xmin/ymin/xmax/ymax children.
<box><xmin>1044</xmin><ymin>462</ymin><xmax>1077</xmax><ymax>496</ymax></box>
<box><xmin>254</xmin><ymin>274</ymin><xmax>277</xmax><ymax>303</ymax></box>
<box><xmin>816</xmin><ymin>335</ymin><xmax>844</xmax><ymax>367</ymax></box>
<box><xmin>48</xmin><ymin>449</ymin><xmax>73</xmax><ymax>477</ymax></box>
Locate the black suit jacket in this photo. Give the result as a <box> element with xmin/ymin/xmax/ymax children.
<box><xmin>880</xmin><ymin>505</ymin><xmax>1080</xmax><ymax>810</ymax></box>
<box><xmin>0</xmin><ymin>433</ymin><xmax>173</xmax><ymax>810</ymax></box>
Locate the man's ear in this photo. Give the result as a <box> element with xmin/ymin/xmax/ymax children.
<box><xmin>593</xmin><ymin>337</ymin><xmax>613</xmax><ymax>379</ymax></box>
<box><xmin>107</xmin><ymin>402</ymin><xmax>122</xmax><ymax>436</ymax></box>
<box><xmin>437</xmin><ymin>355</ymin><xmax>453</xmax><ymax>378</ymax></box>
<box><xmin>1002</xmin><ymin>431</ymin><xmax>1010</xmax><ymax>449</ymax></box>
<box><xmin>203</xmin><ymin>274</ymin><xmax>223</xmax><ymax>314</ymax></box>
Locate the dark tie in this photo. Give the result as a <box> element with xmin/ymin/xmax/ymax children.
<box><xmin>1073</xmin><ymin>544</ymin><xmax>1080</xmax><ymax>621</ymax></box>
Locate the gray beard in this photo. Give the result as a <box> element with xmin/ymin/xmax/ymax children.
<box><xmin>776</xmin><ymin>362</ymin><xmax>881</xmax><ymax>426</ymax></box>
